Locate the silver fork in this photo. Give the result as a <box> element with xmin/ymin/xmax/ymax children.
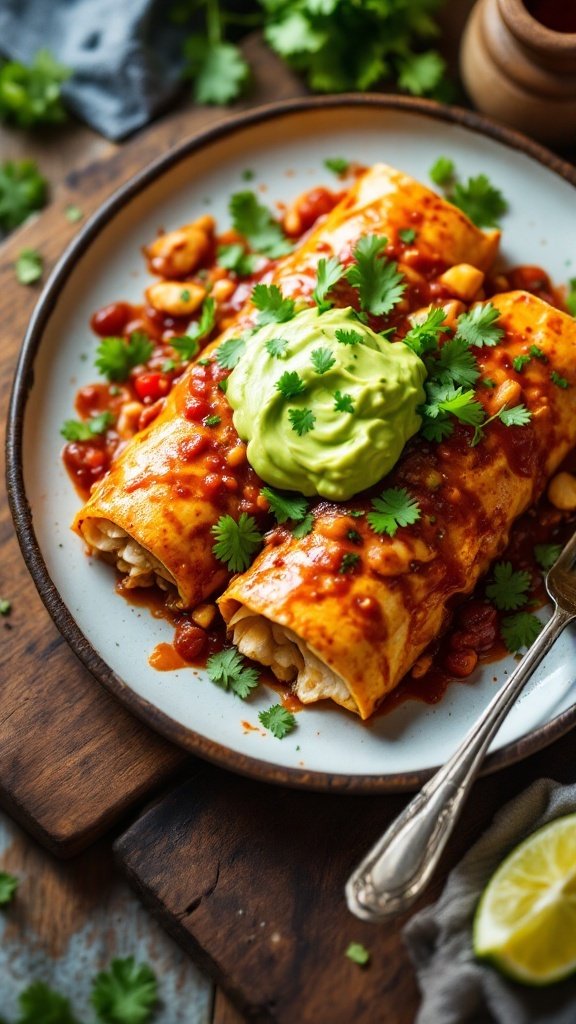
<box><xmin>346</xmin><ymin>531</ymin><xmax>576</xmax><ymax>922</ymax></box>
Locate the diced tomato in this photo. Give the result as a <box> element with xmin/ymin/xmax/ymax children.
<box><xmin>184</xmin><ymin>396</ymin><xmax>211</xmax><ymax>421</ymax></box>
<box><xmin>174</xmin><ymin>621</ymin><xmax>208</xmax><ymax>661</ymax></box>
<box><xmin>134</xmin><ymin>372</ymin><xmax>171</xmax><ymax>403</ymax></box>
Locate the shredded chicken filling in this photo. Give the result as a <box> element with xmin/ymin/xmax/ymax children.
<box><xmin>80</xmin><ymin>518</ymin><xmax>176</xmax><ymax>593</ymax></box>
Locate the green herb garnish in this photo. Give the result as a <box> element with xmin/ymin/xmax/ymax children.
<box><xmin>95</xmin><ymin>332</ymin><xmax>154</xmax><ymax>382</ymax></box>
<box><xmin>258</xmin><ymin>704</ymin><xmax>296</xmax><ymax>738</ymax></box>
<box><xmin>206</xmin><ymin>647</ymin><xmax>259</xmax><ymax>699</ymax></box>
<box><xmin>211</xmin><ymin>513</ymin><xmax>263</xmax><ymax>572</ymax></box>
<box><xmin>367</xmin><ymin>487</ymin><xmax>421</xmax><ymax>537</ymax></box>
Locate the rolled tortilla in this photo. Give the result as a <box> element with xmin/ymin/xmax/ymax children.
<box><xmin>219</xmin><ymin>292</ymin><xmax>576</xmax><ymax>718</ymax></box>
<box><xmin>73</xmin><ymin>163</ymin><xmax>499</xmax><ymax>608</ymax></box>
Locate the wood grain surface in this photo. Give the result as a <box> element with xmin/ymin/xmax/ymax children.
<box><xmin>0</xmin><ymin>35</ymin><xmax>305</xmax><ymax>858</ymax></box>
<box><xmin>116</xmin><ymin>732</ymin><xmax>576</xmax><ymax>1024</ymax></box>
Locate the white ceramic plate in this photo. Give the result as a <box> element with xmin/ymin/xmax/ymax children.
<box><xmin>8</xmin><ymin>97</ymin><xmax>576</xmax><ymax>792</ymax></box>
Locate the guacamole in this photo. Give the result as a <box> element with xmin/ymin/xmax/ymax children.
<box><xmin>226</xmin><ymin>306</ymin><xmax>426</xmax><ymax>500</ymax></box>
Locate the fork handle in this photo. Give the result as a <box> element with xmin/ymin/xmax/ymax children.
<box><xmin>346</xmin><ymin>605</ymin><xmax>574</xmax><ymax>922</ymax></box>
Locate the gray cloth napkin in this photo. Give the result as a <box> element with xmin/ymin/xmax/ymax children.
<box><xmin>0</xmin><ymin>0</ymin><xmax>186</xmax><ymax>139</ymax></box>
<box><xmin>404</xmin><ymin>778</ymin><xmax>576</xmax><ymax>1024</ymax></box>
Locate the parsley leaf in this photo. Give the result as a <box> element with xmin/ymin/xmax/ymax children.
<box><xmin>429</xmin><ymin>156</ymin><xmax>455</xmax><ymax>188</ymax></box>
<box><xmin>345</xmin><ymin>942</ymin><xmax>370</xmax><ymax>966</ymax></box>
<box><xmin>435</xmin><ymin>335</ymin><xmax>480</xmax><ymax>388</ymax></box>
<box><xmin>534</xmin><ymin>543</ymin><xmax>562</xmax><ymax>571</ymax></box>
<box><xmin>172</xmin><ymin>297</ymin><xmax>216</xmax><ymax>360</ymax></box>
<box><xmin>313</xmin><ymin>256</ymin><xmax>345</xmax><ymax>311</ymax></box>
<box><xmin>258</xmin><ymin>704</ymin><xmax>296</xmax><ymax>738</ymax></box>
<box><xmin>456</xmin><ymin>303</ymin><xmax>504</xmax><ymax>348</ymax></box>
<box><xmin>367</xmin><ymin>487</ymin><xmax>421</xmax><ymax>537</ymax></box>
<box><xmin>335</xmin><ymin>328</ymin><xmax>364</xmax><ymax>347</ymax></box>
<box><xmin>0</xmin><ymin>50</ymin><xmax>70</xmax><ymax>128</ymax></box>
<box><xmin>276</xmin><ymin>370</ymin><xmax>306</xmax><ymax>398</ymax></box>
<box><xmin>292</xmin><ymin>512</ymin><xmax>314</xmax><ymax>538</ymax></box>
<box><xmin>501</xmin><ymin>612</ymin><xmax>543</xmax><ymax>653</ymax></box>
<box><xmin>499</xmin><ymin>404</ymin><xmax>532</xmax><ymax>427</ymax></box>
<box><xmin>398</xmin><ymin>227</ymin><xmax>416</xmax><ymax>244</ymax></box>
<box><xmin>452</xmin><ymin>174</ymin><xmax>508</xmax><ymax>228</ymax></box>
<box><xmin>324</xmin><ymin>157</ymin><xmax>349</xmax><ymax>175</ymax></box>
<box><xmin>217</xmin><ymin>242</ymin><xmax>258</xmax><ymax>277</ymax></box>
<box><xmin>61</xmin><ymin>412</ymin><xmax>113</xmax><ymax>441</ymax></box>
<box><xmin>95</xmin><ymin>333</ymin><xmax>154</xmax><ymax>382</ymax></box>
<box><xmin>311</xmin><ymin>347</ymin><xmax>336</xmax><ymax>374</ymax></box>
<box><xmin>252</xmin><ymin>283</ymin><xmax>296</xmax><ymax>325</ymax></box>
<box><xmin>17</xmin><ymin>982</ymin><xmax>79</xmax><ymax>1024</ymax></box>
<box><xmin>212</xmin><ymin>513</ymin><xmax>263</xmax><ymax>573</ymax></box>
<box><xmin>230</xmin><ymin>192</ymin><xmax>291</xmax><ymax>258</ymax></box>
<box><xmin>403</xmin><ymin>307</ymin><xmax>449</xmax><ymax>357</ymax></box>
<box><xmin>183</xmin><ymin>37</ymin><xmax>249</xmax><ymax>105</ymax></box>
<box><xmin>486</xmin><ymin>561</ymin><xmax>531</xmax><ymax>611</ymax></box>
<box><xmin>288</xmin><ymin>407</ymin><xmax>316</xmax><ymax>435</ymax></box>
<box><xmin>91</xmin><ymin>956</ymin><xmax>157</xmax><ymax>1024</ymax></box>
<box><xmin>206</xmin><ymin>647</ymin><xmax>259</xmax><ymax>699</ymax></box>
<box><xmin>346</xmin><ymin>234</ymin><xmax>405</xmax><ymax>316</ymax></box>
<box><xmin>215</xmin><ymin>335</ymin><xmax>246</xmax><ymax>370</ymax></box>
<box><xmin>340</xmin><ymin>552</ymin><xmax>360</xmax><ymax>574</ymax></box>
<box><xmin>265</xmin><ymin>336</ymin><xmax>289</xmax><ymax>359</ymax></box>
<box><xmin>0</xmin><ymin>158</ymin><xmax>47</xmax><ymax>233</ymax></box>
<box><xmin>551</xmin><ymin>371</ymin><xmax>569</xmax><ymax>389</ymax></box>
<box><xmin>334</xmin><ymin>390</ymin><xmax>355</xmax><ymax>413</ymax></box>
<box><xmin>15</xmin><ymin>247</ymin><xmax>43</xmax><ymax>284</ymax></box>
<box><xmin>0</xmin><ymin>871</ymin><xmax>18</xmax><ymax>906</ymax></box>
<box><xmin>261</xmin><ymin>486</ymin><xmax>308</xmax><ymax>525</ymax></box>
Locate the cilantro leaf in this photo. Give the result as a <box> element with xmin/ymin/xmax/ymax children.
<box><xmin>499</xmin><ymin>404</ymin><xmax>532</xmax><ymax>427</ymax></box>
<box><xmin>452</xmin><ymin>174</ymin><xmax>508</xmax><ymax>228</ymax></box>
<box><xmin>204</xmin><ymin>414</ymin><xmax>221</xmax><ymax>427</ymax></box>
<box><xmin>91</xmin><ymin>956</ymin><xmax>157</xmax><ymax>1024</ymax></box>
<box><xmin>230</xmin><ymin>192</ymin><xmax>291</xmax><ymax>258</ymax></box>
<box><xmin>403</xmin><ymin>306</ymin><xmax>449</xmax><ymax>357</ymax></box>
<box><xmin>513</xmin><ymin>354</ymin><xmax>531</xmax><ymax>372</ymax></box>
<box><xmin>15</xmin><ymin>247</ymin><xmax>43</xmax><ymax>285</ymax></box>
<box><xmin>367</xmin><ymin>487</ymin><xmax>421</xmax><ymax>537</ymax></box>
<box><xmin>456</xmin><ymin>303</ymin><xmax>504</xmax><ymax>348</ymax></box>
<box><xmin>398</xmin><ymin>227</ymin><xmax>416</xmax><ymax>244</ymax></box>
<box><xmin>534</xmin><ymin>543</ymin><xmax>562</xmax><ymax>571</ymax></box>
<box><xmin>61</xmin><ymin>412</ymin><xmax>113</xmax><ymax>441</ymax></box>
<box><xmin>265</xmin><ymin>336</ymin><xmax>289</xmax><ymax>359</ymax></box>
<box><xmin>183</xmin><ymin>37</ymin><xmax>249</xmax><ymax>105</ymax></box>
<box><xmin>215</xmin><ymin>335</ymin><xmax>246</xmax><ymax>370</ymax></box>
<box><xmin>529</xmin><ymin>344</ymin><xmax>548</xmax><ymax>362</ymax></box>
<box><xmin>424</xmin><ymin>383</ymin><xmax>485</xmax><ymax>426</ymax></box>
<box><xmin>345</xmin><ymin>942</ymin><xmax>370</xmax><ymax>966</ymax></box>
<box><xmin>324</xmin><ymin>157</ymin><xmax>349</xmax><ymax>175</ymax></box>
<box><xmin>0</xmin><ymin>871</ymin><xmax>18</xmax><ymax>906</ymax></box>
<box><xmin>486</xmin><ymin>561</ymin><xmax>531</xmax><ymax>611</ymax></box>
<box><xmin>206</xmin><ymin>647</ymin><xmax>259</xmax><ymax>699</ymax></box>
<box><xmin>501</xmin><ymin>612</ymin><xmax>543</xmax><ymax>653</ymax></box>
<box><xmin>261</xmin><ymin>486</ymin><xmax>309</xmax><ymax>524</ymax></box>
<box><xmin>288</xmin><ymin>407</ymin><xmax>316</xmax><ymax>435</ymax></box>
<box><xmin>551</xmin><ymin>371</ymin><xmax>569</xmax><ymax>389</ymax></box>
<box><xmin>276</xmin><ymin>370</ymin><xmax>306</xmax><ymax>398</ymax></box>
<box><xmin>346</xmin><ymin>234</ymin><xmax>405</xmax><ymax>316</ymax></box>
<box><xmin>172</xmin><ymin>297</ymin><xmax>216</xmax><ymax>360</ymax></box>
<box><xmin>0</xmin><ymin>159</ymin><xmax>47</xmax><ymax>233</ymax></box>
<box><xmin>429</xmin><ymin>156</ymin><xmax>455</xmax><ymax>188</ymax></box>
<box><xmin>421</xmin><ymin>413</ymin><xmax>453</xmax><ymax>442</ymax></box>
<box><xmin>18</xmin><ymin>981</ymin><xmax>79</xmax><ymax>1024</ymax></box>
<box><xmin>311</xmin><ymin>347</ymin><xmax>336</xmax><ymax>374</ymax></box>
<box><xmin>334</xmin><ymin>390</ymin><xmax>355</xmax><ymax>413</ymax></box>
<box><xmin>292</xmin><ymin>512</ymin><xmax>314</xmax><ymax>538</ymax></box>
<box><xmin>95</xmin><ymin>333</ymin><xmax>154</xmax><ymax>382</ymax></box>
<box><xmin>0</xmin><ymin>50</ymin><xmax>70</xmax><ymax>128</ymax></box>
<box><xmin>335</xmin><ymin>328</ymin><xmax>363</xmax><ymax>346</ymax></box>
<box><xmin>340</xmin><ymin>552</ymin><xmax>360</xmax><ymax>574</ymax></box>
<box><xmin>217</xmin><ymin>243</ymin><xmax>258</xmax><ymax>277</ymax></box>
<box><xmin>258</xmin><ymin>704</ymin><xmax>296</xmax><ymax>738</ymax></box>
<box><xmin>398</xmin><ymin>51</ymin><xmax>446</xmax><ymax>96</ymax></box>
<box><xmin>251</xmin><ymin>283</ymin><xmax>296</xmax><ymax>325</ymax></box>
<box><xmin>435</xmin><ymin>335</ymin><xmax>480</xmax><ymax>388</ymax></box>
<box><xmin>212</xmin><ymin>512</ymin><xmax>263</xmax><ymax>572</ymax></box>
<box><xmin>313</xmin><ymin>255</ymin><xmax>345</xmax><ymax>311</ymax></box>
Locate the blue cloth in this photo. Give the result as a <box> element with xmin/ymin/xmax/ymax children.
<box><xmin>0</xmin><ymin>0</ymin><xmax>186</xmax><ymax>139</ymax></box>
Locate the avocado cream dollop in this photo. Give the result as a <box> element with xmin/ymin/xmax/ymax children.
<box><xmin>226</xmin><ymin>306</ymin><xmax>426</xmax><ymax>501</ymax></box>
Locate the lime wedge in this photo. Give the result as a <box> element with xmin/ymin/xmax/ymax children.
<box><xmin>474</xmin><ymin>812</ymin><xmax>576</xmax><ymax>985</ymax></box>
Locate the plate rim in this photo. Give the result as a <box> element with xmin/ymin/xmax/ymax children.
<box><xmin>6</xmin><ymin>92</ymin><xmax>576</xmax><ymax>794</ymax></box>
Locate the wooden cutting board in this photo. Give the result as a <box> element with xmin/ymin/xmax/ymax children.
<box><xmin>115</xmin><ymin>731</ymin><xmax>576</xmax><ymax>1023</ymax></box>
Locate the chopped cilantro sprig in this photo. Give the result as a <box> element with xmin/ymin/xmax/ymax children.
<box><xmin>259</xmin><ymin>704</ymin><xmax>296</xmax><ymax>738</ymax></box>
<box><xmin>429</xmin><ymin>157</ymin><xmax>508</xmax><ymax>228</ymax></box>
<box><xmin>230</xmin><ymin>191</ymin><xmax>291</xmax><ymax>258</ymax></box>
<box><xmin>95</xmin><ymin>332</ymin><xmax>154</xmax><ymax>382</ymax></box>
<box><xmin>486</xmin><ymin>561</ymin><xmax>531</xmax><ymax>611</ymax></box>
<box><xmin>211</xmin><ymin>512</ymin><xmax>263</xmax><ymax>572</ymax></box>
<box><xmin>207</xmin><ymin>647</ymin><xmax>259</xmax><ymax>699</ymax></box>
<box><xmin>91</xmin><ymin>957</ymin><xmax>158</xmax><ymax>1024</ymax></box>
<box><xmin>346</xmin><ymin>234</ymin><xmax>405</xmax><ymax>317</ymax></box>
<box><xmin>367</xmin><ymin>487</ymin><xmax>421</xmax><ymax>537</ymax></box>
